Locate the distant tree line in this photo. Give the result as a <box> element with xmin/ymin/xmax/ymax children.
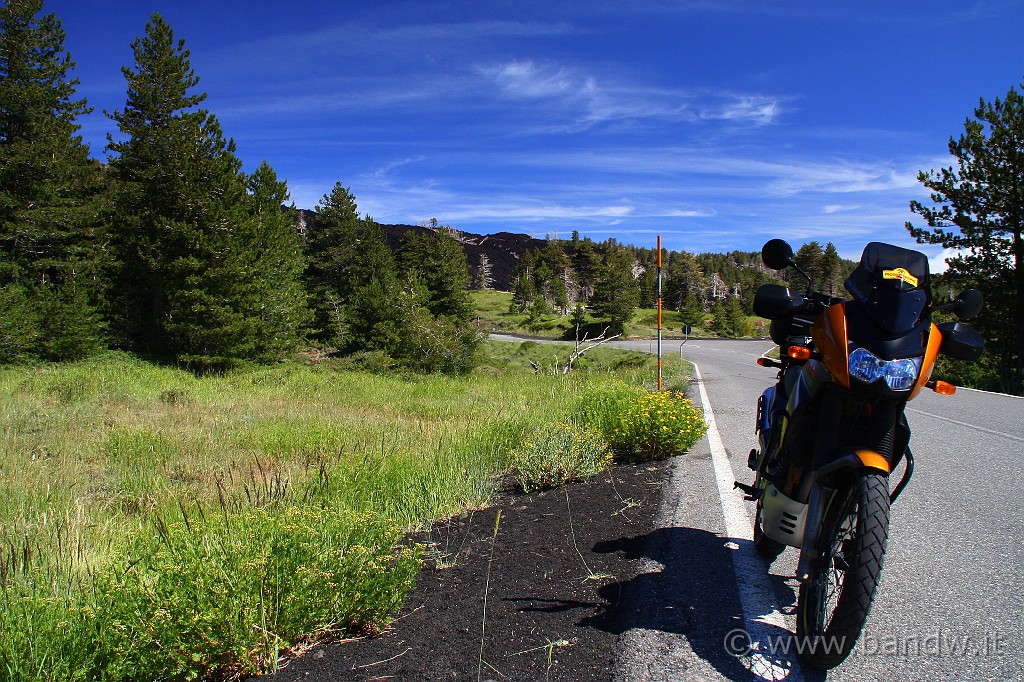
<box><xmin>508</xmin><ymin>231</ymin><xmax>855</xmax><ymax>336</ymax></box>
<box><xmin>0</xmin><ymin>3</ymin><xmax>477</xmax><ymax>372</ymax></box>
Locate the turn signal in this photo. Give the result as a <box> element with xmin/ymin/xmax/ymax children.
<box><xmin>787</xmin><ymin>346</ymin><xmax>812</xmax><ymax>361</ymax></box>
<box><xmin>932</xmin><ymin>380</ymin><xmax>956</xmax><ymax>396</ymax></box>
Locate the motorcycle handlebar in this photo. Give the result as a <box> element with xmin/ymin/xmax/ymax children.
<box><xmin>798</xmin><ymin>290</ymin><xmax>842</xmax><ymax>315</ymax></box>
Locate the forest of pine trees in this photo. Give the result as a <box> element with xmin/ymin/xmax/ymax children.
<box><xmin>1</xmin><ymin>3</ymin><xmax>479</xmax><ymax>372</ymax></box>
<box><xmin>1</xmin><ymin>1</ymin><xmax>865</xmax><ymax>369</ymax></box>
<box><xmin>0</xmin><ymin>1</ymin><xmax>868</xmax><ymax>370</ymax></box>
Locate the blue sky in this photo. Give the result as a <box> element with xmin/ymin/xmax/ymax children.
<box><xmin>47</xmin><ymin>0</ymin><xmax>1024</xmax><ymax>266</ymax></box>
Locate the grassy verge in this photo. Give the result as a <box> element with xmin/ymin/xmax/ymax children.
<box><xmin>0</xmin><ymin>341</ymin><xmax>685</xmax><ymax>680</ymax></box>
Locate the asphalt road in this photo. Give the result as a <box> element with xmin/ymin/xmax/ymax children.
<box><xmin>607</xmin><ymin>337</ymin><xmax>1024</xmax><ymax>682</ymax></box>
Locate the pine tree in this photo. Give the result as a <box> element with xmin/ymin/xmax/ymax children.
<box><xmin>0</xmin><ymin>0</ymin><xmax>105</xmax><ymax>360</ymax></box>
<box><xmin>907</xmin><ymin>80</ymin><xmax>1024</xmax><ymax>394</ymax></box>
<box><xmin>589</xmin><ymin>246</ymin><xmax>639</xmax><ymax>333</ymax></box>
<box><xmin>537</xmin><ymin>239</ymin><xmax>571</xmax><ymax>311</ymax></box>
<box><xmin>510</xmin><ymin>252</ymin><xmax>536</xmax><ymax>313</ymax></box>
<box><xmin>710</xmin><ymin>299</ymin><xmax>730</xmax><ymax>337</ymax></box>
<box><xmin>304</xmin><ymin>183</ymin><xmax>419</xmax><ymax>357</ymax></box>
<box><xmin>794</xmin><ymin>241</ymin><xmax>823</xmax><ymax>285</ymax></box>
<box><xmin>637</xmin><ymin>264</ymin><xmax>657</xmax><ymax>308</ymax></box>
<box><xmin>242</xmin><ymin>161</ymin><xmax>311</xmax><ymax>359</ymax></box>
<box><xmin>0</xmin><ymin>281</ymin><xmax>36</xmax><ymax>361</ymax></box>
<box><xmin>572</xmin><ymin>238</ymin><xmax>601</xmax><ymax>301</ymax></box>
<box><xmin>397</xmin><ymin>226</ymin><xmax>472</xmax><ymax>321</ymax></box>
<box><xmin>344</xmin><ymin>216</ymin><xmax>404</xmax><ymax>353</ymax></box>
<box><xmin>549</xmin><ymin>274</ymin><xmax>569</xmax><ymax>314</ymax></box>
<box><xmin>664</xmin><ymin>251</ymin><xmax>706</xmax><ymax>311</ymax></box>
<box><xmin>818</xmin><ymin>242</ymin><xmax>843</xmax><ymax>297</ymax></box>
<box><xmin>305</xmin><ymin>182</ymin><xmax>361</xmax><ymax>343</ymax></box>
<box><xmin>395</xmin><ymin>225</ymin><xmax>480</xmax><ymax>371</ymax></box>
<box><xmin>724</xmin><ymin>295</ymin><xmax>747</xmax><ymax>337</ymax></box>
<box><xmin>106</xmin><ymin>14</ymin><xmax>296</xmax><ymax>366</ymax></box>
<box><xmin>680</xmin><ymin>293</ymin><xmax>705</xmax><ymax>329</ymax></box>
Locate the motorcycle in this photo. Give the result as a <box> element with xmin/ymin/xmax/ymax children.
<box><xmin>738</xmin><ymin>238</ymin><xmax>985</xmax><ymax>670</ymax></box>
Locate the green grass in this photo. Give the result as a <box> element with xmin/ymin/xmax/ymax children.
<box><xmin>0</xmin><ymin>342</ymin><xmax>684</xmax><ymax>680</ymax></box>
<box><xmin>470</xmin><ymin>289</ymin><xmax>565</xmax><ymax>337</ymax></box>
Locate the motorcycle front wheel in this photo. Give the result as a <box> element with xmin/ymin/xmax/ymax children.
<box><xmin>796</xmin><ymin>472</ymin><xmax>890</xmax><ymax>670</ymax></box>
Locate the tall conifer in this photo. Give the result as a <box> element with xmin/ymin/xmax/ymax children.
<box><xmin>242</xmin><ymin>161</ymin><xmax>311</xmax><ymax>359</ymax></box>
<box><xmin>0</xmin><ymin>0</ymin><xmax>104</xmax><ymax>360</ymax></box>
<box><xmin>304</xmin><ymin>182</ymin><xmax>362</xmax><ymax>344</ymax></box>
<box><xmin>589</xmin><ymin>245</ymin><xmax>639</xmax><ymax>333</ymax></box>
<box><xmin>107</xmin><ymin>14</ymin><xmax>304</xmax><ymax>366</ymax></box>
<box><xmin>908</xmin><ymin>80</ymin><xmax>1024</xmax><ymax>394</ymax></box>
<box><xmin>397</xmin><ymin>227</ymin><xmax>472</xmax><ymax>321</ymax></box>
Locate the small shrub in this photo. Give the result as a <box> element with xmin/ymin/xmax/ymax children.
<box><xmin>609</xmin><ymin>390</ymin><xmax>707</xmax><ymax>460</ymax></box>
<box><xmin>511</xmin><ymin>421</ymin><xmax>612</xmax><ymax>492</ymax></box>
<box><xmin>575</xmin><ymin>381</ymin><xmax>644</xmax><ymax>436</ymax></box>
<box><xmin>398</xmin><ymin>312</ymin><xmax>481</xmax><ymax>375</ymax></box>
<box><xmin>516</xmin><ymin>340</ymin><xmax>539</xmax><ymax>355</ymax></box>
<box><xmin>159</xmin><ymin>387</ymin><xmax>194</xmax><ymax>405</ymax></box>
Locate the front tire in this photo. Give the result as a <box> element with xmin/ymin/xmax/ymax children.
<box><xmin>797</xmin><ymin>473</ymin><xmax>890</xmax><ymax>670</ymax></box>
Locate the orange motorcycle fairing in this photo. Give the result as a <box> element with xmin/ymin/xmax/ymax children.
<box><xmin>811</xmin><ymin>303</ymin><xmax>850</xmax><ymax>388</ymax></box>
<box><xmin>908</xmin><ymin>323</ymin><xmax>943</xmax><ymax>400</ymax></box>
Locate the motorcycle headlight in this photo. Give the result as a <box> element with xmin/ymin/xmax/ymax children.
<box><xmin>848</xmin><ymin>347</ymin><xmax>922</xmax><ymax>391</ymax></box>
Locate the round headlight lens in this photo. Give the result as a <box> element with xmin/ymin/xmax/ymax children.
<box><xmin>848</xmin><ymin>347</ymin><xmax>922</xmax><ymax>391</ymax></box>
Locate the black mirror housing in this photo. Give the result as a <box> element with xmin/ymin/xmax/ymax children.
<box><xmin>761</xmin><ymin>239</ymin><xmax>795</xmax><ymax>271</ymax></box>
<box><xmin>936</xmin><ymin>321</ymin><xmax>985</xmax><ymax>361</ymax></box>
<box><xmin>954</xmin><ymin>288</ymin><xmax>984</xmax><ymax>321</ymax></box>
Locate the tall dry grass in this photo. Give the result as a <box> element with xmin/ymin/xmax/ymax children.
<box><xmin>0</xmin><ymin>342</ymin><xmax>684</xmax><ymax>679</ymax></box>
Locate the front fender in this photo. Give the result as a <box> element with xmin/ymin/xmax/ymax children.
<box><xmin>815</xmin><ymin>448</ymin><xmax>890</xmax><ymax>479</ymax></box>
<box><xmin>796</xmin><ymin>449</ymin><xmax>889</xmax><ymax>582</ymax></box>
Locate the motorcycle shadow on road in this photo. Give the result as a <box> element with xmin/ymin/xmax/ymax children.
<box><xmin>581</xmin><ymin>526</ymin><xmax>824</xmax><ymax>681</ymax></box>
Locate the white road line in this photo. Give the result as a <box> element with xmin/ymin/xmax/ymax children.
<box><xmin>958</xmin><ymin>385</ymin><xmax>1024</xmax><ymax>400</ymax></box>
<box><xmin>905</xmin><ymin>408</ymin><xmax>1024</xmax><ymax>443</ymax></box>
<box><xmin>692</xmin><ymin>363</ymin><xmax>805</xmax><ymax>682</ymax></box>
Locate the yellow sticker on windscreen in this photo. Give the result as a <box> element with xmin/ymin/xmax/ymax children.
<box><xmin>882</xmin><ymin>268</ymin><xmax>919</xmax><ymax>288</ymax></box>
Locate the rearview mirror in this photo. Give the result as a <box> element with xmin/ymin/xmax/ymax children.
<box><xmin>761</xmin><ymin>239</ymin><xmax>795</xmax><ymax>271</ymax></box>
<box><xmin>953</xmin><ymin>288</ymin><xmax>983</xmax><ymax>321</ymax></box>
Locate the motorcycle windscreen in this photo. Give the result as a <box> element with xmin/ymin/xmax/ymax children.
<box><xmin>844</xmin><ymin>242</ymin><xmax>931</xmax><ymax>334</ymax></box>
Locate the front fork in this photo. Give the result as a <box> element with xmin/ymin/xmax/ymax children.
<box><xmin>796</xmin><ymin>482</ymin><xmax>830</xmax><ymax>582</ymax></box>
<box><xmin>793</xmin><ymin>447</ymin><xmax>912</xmax><ymax>581</ymax></box>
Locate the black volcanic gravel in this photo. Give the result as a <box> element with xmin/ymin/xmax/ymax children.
<box><xmin>246</xmin><ymin>461</ymin><xmax>669</xmax><ymax>682</ymax></box>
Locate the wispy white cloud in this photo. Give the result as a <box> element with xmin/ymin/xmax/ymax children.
<box><xmin>478</xmin><ymin>60</ymin><xmax>578</xmax><ymax>99</ymax></box>
<box><xmin>927</xmin><ymin>247</ymin><xmax>964</xmax><ymax>274</ymax></box>
<box><xmin>662</xmin><ymin>208</ymin><xmax>717</xmax><ymax>218</ymax></box>
<box><xmin>472</xmin><ymin>59</ymin><xmax>783</xmax><ymax>130</ymax></box>
<box><xmin>701</xmin><ymin>96</ymin><xmax>782</xmax><ymax>125</ymax></box>
<box><xmin>823</xmin><ymin>204</ymin><xmax>859</xmax><ymax>214</ymax></box>
<box><xmin>441</xmin><ymin>202</ymin><xmax>635</xmax><ymax>221</ymax></box>
<box><xmin>373</xmin><ymin>20</ymin><xmax>577</xmax><ymax>42</ymax></box>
